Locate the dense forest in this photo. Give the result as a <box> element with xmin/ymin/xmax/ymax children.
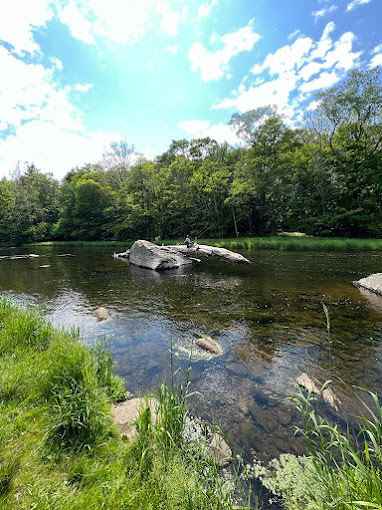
<box><xmin>1</xmin><ymin>68</ymin><xmax>381</xmax><ymax>244</ymax></box>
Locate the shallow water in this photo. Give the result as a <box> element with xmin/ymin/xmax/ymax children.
<box><xmin>1</xmin><ymin>243</ymin><xmax>381</xmax><ymax>460</ymax></box>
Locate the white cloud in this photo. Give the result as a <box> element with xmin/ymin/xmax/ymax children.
<box><xmin>0</xmin><ymin>0</ymin><xmax>53</xmax><ymax>54</ymax></box>
<box><xmin>324</xmin><ymin>32</ymin><xmax>361</xmax><ymax>71</ymax></box>
<box><xmin>214</xmin><ymin>22</ymin><xmax>361</xmax><ymax>122</ymax></box>
<box><xmin>58</xmin><ymin>0</ymin><xmax>95</xmax><ymax>44</ymax></box>
<box><xmin>57</xmin><ymin>0</ymin><xmax>186</xmax><ymax>45</ymax></box>
<box><xmin>370</xmin><ymin>43</ymin><xmax>382</xmax><ymax>67</ymax></box>
<box><xmin>251</xmin><ymin>36</ymin><xmax>314</xmax><ymax>76</ymax></box>
<box><xmin>346</xmin><ymin>0</ymin><xmax>372</xmax><ymax>11</ymax></box>
<box><xmin>312</xmin><ymin>4</ymin><xmax>337</xmax><ymax>19</ymax></box>
<box><xmin>0</xmin><ymin>121</ymin><xmax>120</xmax><ymax>178</ymax></box>
<box><xmin>178</xmin><ymin>120</ymin><xmax>241</xmax><ymax>145</ymax></box>
<box><xmin>300</xmin><ymin>71</ymin><xmax>340</xmax><ymax>93</ymax></box>
<box><xmin>369</xmin><ymin>53</ymin><xmax>382</xmax><ymax>67</ymax></box>
<box><xmin>0</xmin><ymin>44</ymin><xmax>111</xmax><ymax>179</ymax></box>
<box><xmin>198</xmin><ymin>0</ymin><xmax>218</xmax><ymax>18</ymax></box>
<box><xmin>189</xmin><ymin>19</ymin><xmax>260</xmax><ymax>81</ymax></box>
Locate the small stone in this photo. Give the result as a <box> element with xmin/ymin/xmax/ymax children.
<box><xmin>196</xmin><ymin>336</ymin><xmax>223</xmax><ymax>356</ymax></box>
<box><xmin>209</xmin><ymin>433</ymin><xmax>232</xmax><ymax>467</ymax></box>
<box><xmin>95</xmin><ymin>306</ymin><xmax>109</xmax><ymax>321</ymax></box>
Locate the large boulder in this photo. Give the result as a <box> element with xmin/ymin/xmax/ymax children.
<box><xmin>129</xmin><ymin>240</ymin><xmax>193</xmax><ymax>271</ymax></box>
<box><xmin>354</xmin><ymin>273</ymin><xmax>382</xmax><ymax>296</ymax></box>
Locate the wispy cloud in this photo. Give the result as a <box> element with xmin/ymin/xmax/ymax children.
<box><xmin>312</xmin><ymin>4</ymin><xmax>337</xmax><ymax>20</ymax></box>
<box><xmin>346</xmin><ymin>0</ymin><xmax>372</xmax><ymax>12</ymax></box>
<box><xmin>369</xmin><ymin>43</ymin><xmax>382</xmax><ymax>68</ymax></box>
<box><xmin>288</xmin><ymin>29</ymin><xmax>301</xmax><ymax>41</ymax></box>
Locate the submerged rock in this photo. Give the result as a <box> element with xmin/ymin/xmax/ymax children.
<box><xmin>129</xmin><ymin>240</ymin><xmax>192</xmax><ymax>271</ymax></box>
<box><xmin>95</xmin><ymin>306</ymin><xmax>109</xmax><ymax>321</ymax></box>
<box><xmin>209</xmin><ymin>432</ymin><xmax>233</xmax><ymax>467</ymax></box>
<box><xmin>196</xmin><ymin>336</ymin><xmax>223</xmax><ymax>356</ymax></box>
<box><xmin>354</xmin><ymin>273</ymin><xmax>382</xmax><ymax>296</ymax></box>
<box><xmin>296</xmin><ymin>372</ymin><xmax>340</xmax><ymax>411</ymax></box>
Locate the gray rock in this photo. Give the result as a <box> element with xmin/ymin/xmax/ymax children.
<box><xmin>354</xmin><ymin>273</ymin><xmax>382</xmax><ymax>296</ymax></box>
<box><xmin>129</xmin><ymin>240</ymin><xmax>193</xmax><ymax>271</ymax></box>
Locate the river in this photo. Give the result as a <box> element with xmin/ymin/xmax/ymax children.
<box><xmin>1</xmin><ymin>243</ymin><xmax>381</xmax><ymax>461</ymax></box>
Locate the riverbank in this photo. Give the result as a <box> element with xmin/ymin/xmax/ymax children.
<box><xmin>0</xmin><ymin>300</ymin><xmax>237</xmax><ymax>509</ymax></box>
<box><xmin>23</xmin><ymin>236</ymin><xmax>382</xmax><ymax>252</ymax></box>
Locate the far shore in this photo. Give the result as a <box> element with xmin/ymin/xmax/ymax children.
<box><xmin>14</xmin><ymin>235</ymin><xmax>382</xmax><ymax>252</ymax></box>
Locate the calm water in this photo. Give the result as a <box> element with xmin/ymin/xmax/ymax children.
<box><xmin>1</xmin><ymin>243</ymin><xmax>382</xmax><ymax>460</ymax></box>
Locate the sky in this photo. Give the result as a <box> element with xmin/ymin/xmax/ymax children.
<box><xmin>0</xmin><ymin>0</ymin><xmax>381</xmax><ymax>179</ymax></box>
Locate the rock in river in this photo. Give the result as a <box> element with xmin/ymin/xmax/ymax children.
<box><xmin>354</xmin><ymin>273</ymin><xmax>382</xmax><ymax>296</ymax></box>
<box><xmin>95</xmin><ymin>306</ymin><xmax>109</xmax><ymax>321</ymax></box>
<box><xmin>129</xmin><ymin>240</ymin><xmax>193</xmax><ymax>271</ymax></box>
<box><xmin>196</xmin><ymin>336</ymin><xmax>223</xmax><ymax>356</ymax></box>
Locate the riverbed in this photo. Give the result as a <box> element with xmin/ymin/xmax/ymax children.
<box><xmin>1</xmin><ymin>243</ymin><xmax>381</xmax><ymax>460</ymax></box>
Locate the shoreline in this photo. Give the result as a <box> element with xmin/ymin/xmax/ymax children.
<box><xmin>11</xmin><ymin>235</ymin><xmax>382</xmax><ymax>252</ymax></box>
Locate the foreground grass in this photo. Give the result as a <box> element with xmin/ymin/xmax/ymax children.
<box><xmin>25</xmin><ymin>236</ymin><xmax>382</xmax><ymax>252</ymax></box>
<box><xmin>0</xmin><ymin>300</ymin><xmax>235</xmax><ymax>509</ymax></box>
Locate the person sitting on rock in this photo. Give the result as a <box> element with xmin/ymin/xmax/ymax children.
<box><xmin>184</xmin><ymin>235</ymin><xmax>193</xmax><ymax>249</ymax></box>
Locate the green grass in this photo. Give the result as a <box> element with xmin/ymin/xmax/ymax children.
<box><xmin>24</xmin><ymin>236</ymin><xmax>382</xmax><ymax>252</ymax></box>
<box><xmin>0</xmin><ymin>300</ymin><xmax>236</xmax><ymax>509</ymax></box>
<box><xmin>200</xmin><ymin>236</ymin><xmax>382</xmax><ymax>252</ymax></box>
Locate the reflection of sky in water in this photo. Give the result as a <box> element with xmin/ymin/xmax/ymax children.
<box><xmin>1</xmin><ymin>245</ymin><xmax>382</xmax><ymax>460</ymax></box>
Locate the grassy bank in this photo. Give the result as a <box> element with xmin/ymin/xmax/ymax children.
<box><xmin>0</xmin><ymin>300</ymin><xmax>235</xmax><ymax>509</ymax></box>
<box><xmin>25</xmin><ymin>236</ymin><xmax>382</xmax><ymax>252</ymax></box>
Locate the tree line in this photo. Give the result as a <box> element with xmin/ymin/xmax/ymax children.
<box><xmin>1</xmin><ymin>68</ymin><xmax>381</xmax><ymax>244</ymax></box>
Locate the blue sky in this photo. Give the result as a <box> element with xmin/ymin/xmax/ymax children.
<box><xmin>0</xmin><ymin>0</ymin><xmax>381</xmax><ymax>178</ymax></box>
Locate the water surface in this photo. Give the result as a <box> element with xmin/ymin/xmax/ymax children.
<box><xmin>1</xmin><ymin>243</ymin><xmax>381</xmax><ymax>460</ymax></box>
